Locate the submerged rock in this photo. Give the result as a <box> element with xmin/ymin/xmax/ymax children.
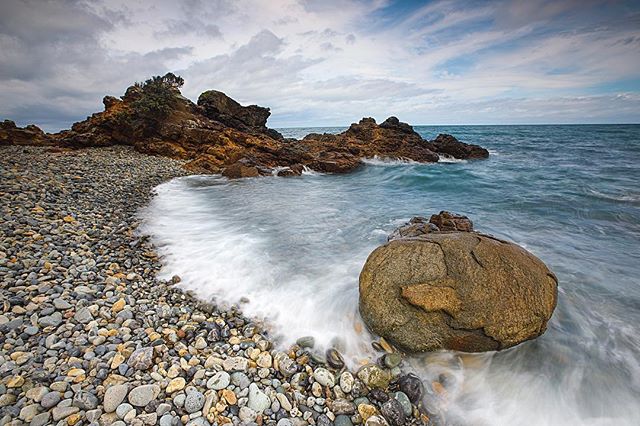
<box><xmin>360</xmin><ymin>214</ymin><xmax>558</xmax><ymax>352</ymax></box>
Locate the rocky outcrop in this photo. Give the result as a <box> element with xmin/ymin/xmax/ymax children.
<box><xmin>197</xmin><ymin>90</ymin><xmax>283</xmax><ymax>140</ymax></box>
<box><xmin>2</xmin><ymin>74</ymin><xmax>489</xmax><ymax>177</ymax></box>
<box><xmin>0</xmin><ymin>120</ymin><xmax>51</xmax><ymax>146</ymax></box>
<box><xmin>431</xmin><ymin>134</ymin><xmax>488</xmax><ymax>159</ymax></box>
<box><xmin>360</xmin><ymin>214</ymin><xmax>558</xmax><ymax>353</ymax></box>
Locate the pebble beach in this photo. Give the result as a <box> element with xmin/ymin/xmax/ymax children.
<box><xmin>0</xmin><ymin>146</ymin><xmax>425</xmax><ymax>426</ymax></box>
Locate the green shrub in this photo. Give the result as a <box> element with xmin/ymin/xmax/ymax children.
<box><xmin>130</xmin><ymin>72</ymin><xmax>185</xmax><ymax>122</ymax></box>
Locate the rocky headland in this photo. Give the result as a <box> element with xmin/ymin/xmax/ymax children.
<box><xmin>1</xmin><ymin>73</ymin><xmax>488</xmax><ymax>178</ymax></box>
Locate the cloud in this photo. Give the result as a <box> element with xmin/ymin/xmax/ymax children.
<box><xmin>0</xmin><ymin>0</ymin><xmax>638</xmax><ymax>131</ymax></box>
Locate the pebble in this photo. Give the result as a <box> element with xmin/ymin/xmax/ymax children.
<box><xmin>206</xmin><ymin>371</ymin><xmax>230</xmax><ymax>390</ymax></box>
<box><xmin>184</xmin><ymin>388</ymin><xmax>205</xmax><ymax>413</ymax></box>
<box><xmin>314</xmin><ymin>368</ymin><xmax>335</xmax><ymax>387</ymax></box>
<box><xmin>104</xmin><ymin>384</ymin><xmax>129</xmax><ymax>412</ymax></box>
<box><xmin>248</xmin><ymin>383</ymin><xmax>271</xmax><ymax>413</ymax></box>
<box><xmin>128</xmin><ymin>384</ymin><xmax>160</xmax><ymax>407</ymax></box>
<box><xmin>40</xmin><ymin>391</ymin><xmax>61</xmax><ymax>409</ymax></box>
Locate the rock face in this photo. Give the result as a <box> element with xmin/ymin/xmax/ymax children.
<box><xmin>0</xmin><ymin>120</ymin><xmax>50</xmax><ymax>146</ymax></box>
<box><xmin>2</xmin><ymin>73</ymin><xmax>489</xmax><ymax>176</ymax></box>
<box><xmin>197</xmin><ymin>90</ymin><xmax>283</xmax><ymax>140</ymax></box>
<box><xmin>360</xmin><ymin>215</ymin><xmax>558</xmax><ymax>352</ymax></box>
<box><xmin>431</xmin><ymin>133</ymin><xmax>488</xmax><ymax>159</ymax></box>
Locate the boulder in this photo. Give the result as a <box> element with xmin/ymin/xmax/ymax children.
<box><xmin>431</xmin><ymin>134</ymin><xmax>489</xmax><ymax>159</ymax></box>
<box><xmin>359</xmin><ymin>218</ymin><xmax>557</xmax><ymax>352</ymax></box>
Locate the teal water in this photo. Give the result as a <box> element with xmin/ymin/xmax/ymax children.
<box><xmin>143</xmin><ymin>125</ymin><xmax>640</xmax><ymax>425</ymax></box>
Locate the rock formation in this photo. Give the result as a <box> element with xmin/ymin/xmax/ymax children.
<box><xmin>360</xmin><ymin>212</ymin><xmax>558</xmax><ymax>352</ymax></box>
<box><xmin>0</xmin><ymin>120</ymin><xmax>50</xmax><ymax>146</ymax></box>
<box><xmin>1</xmin><ymin>73</ymin><xmax>489</xmax><ymax>176</ymax></box>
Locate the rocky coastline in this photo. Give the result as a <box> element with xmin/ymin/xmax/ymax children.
<box><xmin>0</xmin><ymin>146</ymin><xmax>440</xmax><ymax>426</ymax></box>
<box><xmin>0</xmin><ymin>73</ymin><xmax>488</xmax><ymax>178</ymax></box>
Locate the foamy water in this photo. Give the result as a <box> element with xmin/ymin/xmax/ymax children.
<box><xmin>141</xmin><ymin>125</ymin><xmax>640</xmax><ymax>425</ymax></box>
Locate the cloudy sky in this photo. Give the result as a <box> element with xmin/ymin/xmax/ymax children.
<box><xmin>1</xmin><ymin>0</ymin><xmax>639</xmax><ymax>131</ymax></box>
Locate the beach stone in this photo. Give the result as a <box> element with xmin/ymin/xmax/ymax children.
<box><xmin>222</xmin><ymin>356</ymin><xmax>249</xmax><ymax>372</ymax></box>
<box><xmin>296</xmin><ymin>336</ymin><xmax>315</xmax><ymax>348</ymax></box>
<box><xmin>358</xmin><ymin>403</ymin><xmax>378</xmax><ymax>421</ymax></box>
<box><xmin>128</xmin><ymin>384</ymin><xmax>160</xmax><ymax>407</ymax></box>
<box><xmin>256</xmin><ymin>352</ymin><xmax>272</xmax><ymax>368</ymax></box>
<box><xmin>397</xmin><ymin>374</ymin><xmax>423</xmax><ymax>404</ymax></box>
<box><xmin>248</xmin><ymin>383</ymin><xmax>270</xmax><ymax>413</ymax></box>
<box><xmin>53</xmin><ymin>298</ymin><xmax>72</xmax><ymax>310</ymax></box>
<box><xmin>184</xmin><ymin>388</ymin><xmax>205</xmax><ymax>413</ymax></box>
<box><xmin>30</xmin><ymin>411</ymin><xmax>51</xmax><ymax>426</ymax></box>
<box><xmin>19</xmin><ymin>404</ymin><xmax>40</xmax><ymax>422</ymax></box>
<box><xmin>335</xmin><ymin>415</ymin><xmax>354</xmax><ymax>426</ymax></box>
<box><xmin>116</xmin><ymin>403</ymin><xmax>134</xmax><ymax>419</ymax></box>
<box><xmin>74</xmin><ymin>307</ymin><xmax>93</xmax><ymax>323</ymax></box>
<box><xmin>339</xmin><ymin>372</ymin><xmax>354</xmax><ymax>393</ymax></box>
<box><xmin>239</xmin><ymin>406</ymin><xmax>258</xmax><ymax>423</ymax></box>
<box><xmin>359</xmin><ymin>230</ymin><xmax>558</xmax><ymax>352</ymax></box>
<box><xmin>39</xmin><ymin>312</ymin><xmax>63</xmax><ymax>327</ymax></box>
<box><xmin>231</xmin><ymin>372</ymin><xmax>250</xmax><ymax>389</ymax></box>
<box><xmin>392</xmin><ymin>392</ymin><xmax>412</xmax><ymax>416</ymax></box>
<box><xmin>160</xmin><ymin>414</ymin><xmax>176</xmax><ymax>426</ymax></box>
<box><xmin>314</xmin><ymin>368</ymin><xmax>335</xmax><ymax>387</ymax></box>
<box><xmin>365</xmin><ymin>415</ymin><xmax>390</xmax><ymax>426</ymax></box>
<box><xmin>128</xmin><ymin>347</ymin><xmax>154</xmax><ymax>370</ymax></box>
<box><xmin>383</xmin><ymin>353</ymin><xmax>401</xmax><ymax>369</ymax></box>
<box><xmin>167</xmin><ymin>377</ymin><xmax>186</xmax><ymax>393</ymax></box>
<box><xmin>104</xmin><ymin>384</ymin><xmax>129</xmax><ymax>412</ymax></box>
<box><xmin>380</xmin><ymin>398</ymin><xmax>405</xmax><ymax>426</ymax></box>
<box><xmin>51</xmin><ymin>406</ymin><xmax>79</xmax><ymax>421</ymax></box>
<box><xmin>357</xmin><ymin>365</ymin><xmax>391</xmax><ymax>389</ymax></box>
<box><xmin>40</xmin><ymin>391</ymin><xmax>61</xmax><ymax>409</ymax></box>
<box><xmin>326</xmin><ymin>348</ymin><xmax>345</xmax><ymax>369</ymax></box>
<box><xmin>207</xmin><ymin>371</ymin><xmax>230</xmax><ymax>390</ymax></box>
<box><xmin>0</xmin><ymin>394</ymin><xmax>16</xmax><ymax>407</ymax></box>
<box><xmin>73</xmin><ymin>390</ymin><xmax>99</xmax><ymax>410</ymax></box>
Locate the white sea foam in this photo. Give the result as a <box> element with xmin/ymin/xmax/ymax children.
<box><xmin>361</xmin><ymin>155</ymin><xmax>420</xmax><ymax>166</ymax></box>
<box><xmin>437</xmin><ymin>154</ymin><xmax>468</xmax><ymax>163</ymax></box>
<box><xmin>141</xmin><ymin>168</ymin><xmax>640</xmax><ymax>426</ymax></box>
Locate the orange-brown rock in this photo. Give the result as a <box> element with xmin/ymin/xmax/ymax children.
<box><xmin>0</xmin><ymin>120</ymin><xmax>51</xmax><ymax>146</ymax></box>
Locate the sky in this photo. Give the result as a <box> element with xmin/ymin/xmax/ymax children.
<box><xmin>1</xmin><ymin>0</ymin><xmax>639</xmax><ymax>131</ymax></box>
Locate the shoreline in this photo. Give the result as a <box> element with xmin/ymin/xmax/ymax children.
<box><xmin>0</xmin><ymin>146</ymin><xmax>429</xmax><ymax>426</ymax></box>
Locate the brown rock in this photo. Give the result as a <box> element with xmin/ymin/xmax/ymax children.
<box><xmin>222</xmin><ymin>162</ymin><xmax>260</xmax><ymax>179</ymax></box>
<box><xmin>359</xmin><ymin>231</ymin><xmax>558</xmax><ymax>352</ymax></box>
<box><xmin>431</xmin><ymin>133</ymin><xmax>489</xmax><ymax>159</ymax></box>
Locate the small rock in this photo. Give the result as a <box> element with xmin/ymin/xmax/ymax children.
<box><xmin>184</xmin><ymin>389</ymin><xmax>205</xmax><ymax>413</ymax></box>
<box><xmin>128</xmin><ymin>384</ymin><xmax>160</xmax><ymax>407</ymax></box>
<box><xmin>206</xmin><ymin>371</ymin><xmax>230</xmax><ymax>390</ymax></box>
<box><xmin>314</xmin><ymin>368</ymin><xmax>335</xmax><ymax>387</ymax></box>
<box><xmin>247</xmin><ymin>383</ymin><xmax>270</xmax><ymax>413</ymax></box>
<box><xmin>128</xmin><ymin>347</ymin><xmax>154</xmax><ymax>370</ymax></box>
<box><xmin>104</xmin><ymin>384</ymin><xmax>129</xmax><ymax>412</ymax></box>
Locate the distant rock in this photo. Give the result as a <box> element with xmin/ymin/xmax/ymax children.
<box><xmin>0</xmin><ymin>120</ymin><xmax>50</xmax><ymax>146</ymax></box>
<box><xmin>431</xmin><ymin>133</ymin><xmax>489</xmax><ymax>159</ymax></box>
<box><xmin>360</xmin><ymin>214</ymin><xmax>558</xmax><ymax>352</ymax></box>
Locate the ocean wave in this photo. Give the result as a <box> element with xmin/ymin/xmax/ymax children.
<box><xmin>361</xmin><ymin>155</ymin><xmax>420</xmax><ymax>166</ymax></box>
<box><xmin>438</xmin><ymin>154</ymin><xmax>468</xmax><ymax>163</ymax></box>
<box><xmin>586</xmin><ymin>188</ymin><xmax>640</xmax><ymax>203</ymax></box>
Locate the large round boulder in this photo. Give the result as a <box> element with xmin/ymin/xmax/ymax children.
<box><xmin>359</xmin><ymin>226</ymin><xmax>558</xmax><ymax>352</ymax></box>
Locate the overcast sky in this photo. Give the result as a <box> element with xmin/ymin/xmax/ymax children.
<box><xmin>1</xmin><ymin>0</ymin><xmax>639</xmax><ymax>131</ymax></box>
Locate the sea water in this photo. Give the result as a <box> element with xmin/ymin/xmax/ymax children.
<box><xmin>141</xmin><ymin>125</ymin><xmax>640</xmax><ymax>425</ymax></box>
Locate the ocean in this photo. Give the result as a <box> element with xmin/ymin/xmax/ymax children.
<box><xmin>140</xmin><ymin>124</ymin><xmax>640</xmax><ymax>425</ymax></box>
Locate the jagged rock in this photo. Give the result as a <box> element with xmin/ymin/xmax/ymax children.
<box><xmin>360</xmin><ymin>218</ymin><xmax>558</xmax><ymax>352</ymax></box>
<box><xmin>197</xmin><ymin>90</ymin><xmax>283</xmax><ymax>139</ymax></box>
<box><xmin>388</xmin><ymin>211</ymin><xmax>473</xmax><ymax>240</ymax></box>
<box><xmin>0</xmin><ymin>120</ymin><xmax>50</xmax><ymax>145</ymax></box>
<box><xmin>431</xmin><ymin>133</ymin><xmax>489</xmax><ymax>159</ymax></box>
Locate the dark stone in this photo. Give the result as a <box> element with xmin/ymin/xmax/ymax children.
<box><xmin>398</xmin><ymin>374</ymin><xmax>424</xmax><ymax>404</ymax></box>
<box><xmin>380</xmin><ymin>398</ymin><xmax>406</xmax><ymax>426</ymax></box>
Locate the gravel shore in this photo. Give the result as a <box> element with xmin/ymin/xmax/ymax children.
<box><xmin>0</xmin><ymin>146</ymin><xmax>429</xmax><ymax>426</ymax></box>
